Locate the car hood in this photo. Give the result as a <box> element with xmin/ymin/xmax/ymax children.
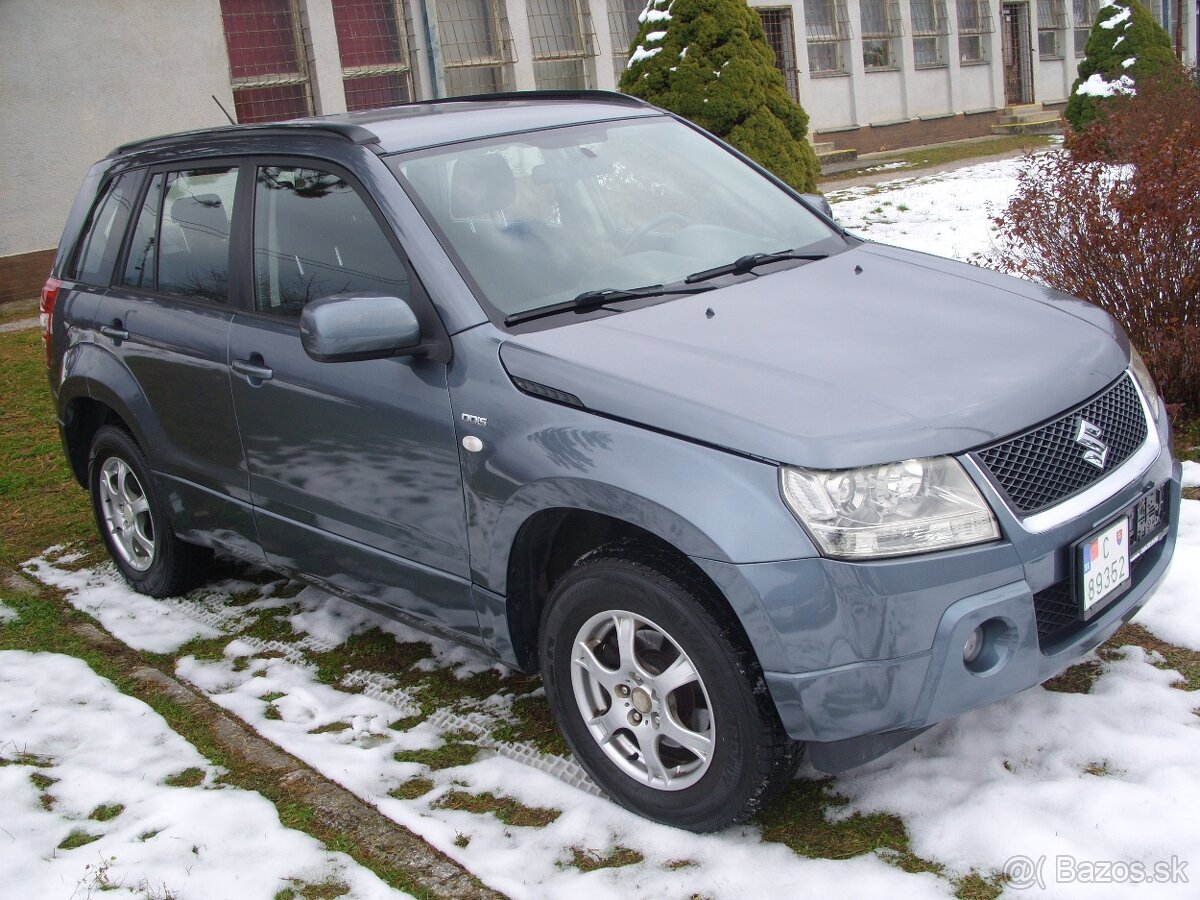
<box><xmin>498</xmin><ymin>242</ymin><xmax>1130</xmax><ymax>468</ymax></box>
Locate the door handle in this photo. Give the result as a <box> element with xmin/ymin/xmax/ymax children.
<box><xmin>231</xmin><ymin>357</ymin><xmax>274</xmax><ymax>383</ymax></box>
<box><xmin>100</xmin><ymin>322</ymin><xmax>130</xmax><ymax>342</ymax></box>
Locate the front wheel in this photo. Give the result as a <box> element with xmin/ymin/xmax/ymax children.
<box><xmin>539</xmin><ymin>544</ymin><xmax>801</xmax><ymax>831</ymax></box>
<box><xmin>88</xmin><ymin>425</ymin><xmax>211</xmax><ymax>597</ymax></box>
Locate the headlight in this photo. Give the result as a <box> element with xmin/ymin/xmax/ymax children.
<box><xmin>780</xmin><ymin>457</ymin><xmax>1000</xmax><ymax>559</ymax></box>
<box><xmin>1129</xmin><ymin>346</ymin><xmax>1160</xmax><ymax>420</ymax></box>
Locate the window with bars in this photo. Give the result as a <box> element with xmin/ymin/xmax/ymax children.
<box><xmin>861</xmin><ymin>0</ymin><xmax>903</xmax><ymax>69</ymax></box>
<box><xmin>911</xmin><ymin>0</ymin><xmax>949</xmax><ymax>66</ymax></box>
<box><xmin>1073</xmin><ymin>0</ymin><xmax>1099</xmax><ymax>55</ymax></box>
<box><xmin>527</xmin><ymin>0</ymin><xmax>596</xmax><ymax>89</ymax></box>
<box><xmin>219</xmin><ymin>0</ymin><xmax>314</xmax><ymax>123</ymax></box>
<box><xmin>957</xmin><ymin>0</ymin><xmax>993</xmax><ymax>62</ymax></box>
<box><xmin>803</xmin><ymin>0</ymin><xmax>852</xmax><ymax>75</ymax></box>
<box><xmin>756</xmin><ymin>8</ymin><xmax>801</xmax><ymax>97</ymax></box>
<box><xmin>331</xmin><ymin>0</ymin><xmax>416</xmax><ymax>110</ymax></box>
<box><xmin>607</xmin><ymin>0</ymin><xmax>644</xmax><ymax>83</ymax></box>
<box><xmin>1037</xmin><ymin>0</ymin><xmax>1067</xmax><ymax>58</ymax></box>
<box><xmin>437</xmin><ymin>0</ymin><xmax>515</xmax><ymax>95</ymax></box>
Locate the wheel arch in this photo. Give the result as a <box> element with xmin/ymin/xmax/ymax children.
<box><xmin>503</xmin><ymin>506</ymin><xmax>774</xmax><ymax>675</ymax></box>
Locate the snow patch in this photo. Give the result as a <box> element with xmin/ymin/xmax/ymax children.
<box><xmin>0</xmin><ymin>651</ymin><xmax>404</xmax><ymax>899</ymax></box>
<box><xmin>645</xmin><ymin>29</ymin><xmax>667</xmax><ymax>42</ymax></box>
<box><xmin>1100</xmin><ymin>4</ymin><xmax>1132</xmax><ymax>27</ymax></box>
<box><xmin>1076</xmin><ymin>72</ymin><xmax>1136</xmax><ymax>97</ymax></box>
<box><xmin>1184</xmin><ymin>460</ymin><xmax>1200</xmax><ymax>488</ymax></box>
<box><xmin>1134</xmin><ymin>499</ymin><xmax>1200</xmax><ymax>650</ymax></box>
<box><xmin>1122</xmin><ymin>56</ymin><xmax>1137</xmax><ymax>68</ymax></box>
<box><xmin>627</xmin><ymin>44</ymin><xmax>662</xmax><ymax>65</ymax></box>
<box><xmin>0</xmin><ymin>601</ymin><xmax>17</xmax><ymax>624</ymax></box>
<box><xmin>638</xmin><ymin>6</ymin><xmax>671</xmax><ymax>23</ymax></box>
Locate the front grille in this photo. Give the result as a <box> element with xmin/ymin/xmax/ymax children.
<box><xmin>974</xmin><ymin>374</ymin><xmax>1148</xmax><ymax>515</ymax></box>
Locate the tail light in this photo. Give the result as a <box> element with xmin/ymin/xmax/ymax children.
<box><xmin>40</xmin><ymin>277</ymin><xmax>62</xmax><ymax>368</ymax></box>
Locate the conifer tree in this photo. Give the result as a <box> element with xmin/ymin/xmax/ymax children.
<box><xmin>618</xmin><ymin>0</ymin><xmax>820</xmax><ymax>192</ymax></box>
<box><xmin>1065</xmin><ymin>0</ymin><xmax>1182</xmax><ymax>131</ymax></box>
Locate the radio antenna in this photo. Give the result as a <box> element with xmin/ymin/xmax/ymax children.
<box><xmin>212</xmin><ymin>94</ymin><xmax>236</xmax><ymax>126</ymax></box>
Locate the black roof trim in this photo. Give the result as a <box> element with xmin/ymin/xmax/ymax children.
<box><xmin>110</xmin><ymin>121</ymin><xmax>381</xmax><ymax>157</ymax></box>
<box><xmin>409</xmin><ymin>89</ymin><xmax>650</xmax><ymax>108</ymax></box>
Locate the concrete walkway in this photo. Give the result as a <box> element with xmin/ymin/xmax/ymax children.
<box><xmin>0</xmin><ymin>317</ymin><xmax>39</xmax><ymax>333</ymax></box>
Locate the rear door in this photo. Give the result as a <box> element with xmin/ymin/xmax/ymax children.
<box><xmin>96</xmin><ymin>162</ymin><xmax>259</xmax><ymax>558</ymax></box>
<box><xmin>227</xmin><ymin>161</ymin><xmax>474</xmax><ymax>633</ymax></box>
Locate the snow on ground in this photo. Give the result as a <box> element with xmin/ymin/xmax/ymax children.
<box><xmin>0</xmin><ymin>650</ymin><xmax>405</xmax><ymax>900</ymax></box>
<box><xmin>0</xmin><ymin>600</ymin><xmax>17</xmax><ymax>624</ymax></box>
<box><xmin>1183</xmin><ymin>460</ymin><xmax>1199</xmax><ymax>488</ymax></box>
<box><xmin>19</xmin><ymin>494</ymin><xmax>1200</xmax><ymax>900</ymax></box>
<box><xmin>827</xmin><ymin>155</ymin><xmax>1034</xmax><ymax>263</ymax></box>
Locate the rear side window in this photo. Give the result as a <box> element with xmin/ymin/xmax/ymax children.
<box><xmin>252</xmin><ymin>165</ymin><xmax>409</xmax><ymax>318</ymax></box>
<box><xmin>122</xmin><ymin>166</ymin><xmax>239</xmax><ymax>304</ymax></box>
<box><xmin>70</xmin><ymin>172</ymin><xmax>139</xmax><ymax>285</ymax></box>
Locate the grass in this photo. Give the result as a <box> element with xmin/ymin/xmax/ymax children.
<box><xmin>564</xmin><ymin>846</ymin><xmax>644</xmax><ymax>872</ymax></box>
<box><xmin>274</xmin><ymin>880</ymin><xmax>351</xmax><ymax>900</ymax></box>
<box><xmin>0</xmin><ymin>301</ymin><xmax>38</xmax><ymax>326</ymax></box>
<box><xmin>433</xmin><ymin>790</ymin><xmax>561</xmax><ymax>828</ymax></box>
<box><xmin>388</xmin><ymin>777</ymin><xmax>435</xmax><ymax>800</ymax></box>
<box><xmin>164</xmin><ymin>767</ymin><xmax>206</xmax><ymax>788</ymax></box>
<box><xmin>0</xmin><ymin>330</ymin><xmax>95</xmax><ymax>570</ymax></box>
<box><xmin>57</xmin><ymin>829</ymin><xmax>101</xmax><ymax>850</ymax></box>
<box><xmin>89</xmin><ymin>802</ymin><xmax>125</xmax><ymax>821</ymax></box>
<box><xmin>822</xmin><ymin>135</ymin><xmax>1057</xmax><ymax>184</ymax></box>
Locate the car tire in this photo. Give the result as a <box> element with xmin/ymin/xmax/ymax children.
<box><xmin>539</xmin><ymin>540</ymin><xmax>802</xmax><ymax>831</ymax></box>
<box><xmin>88</xmin><ymin>425</ymin><xmax>212</xmax><ymax>597</ymax></box>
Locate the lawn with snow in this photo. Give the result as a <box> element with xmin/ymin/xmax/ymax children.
<box><xmin>0</xmin><ymin>651</ymin><xmax>405</xmax><ymax>900</ymax></box>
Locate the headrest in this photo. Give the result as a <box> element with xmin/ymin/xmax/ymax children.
<box><xmin>170</xmin><ymin>193</ymin><xmax>228</xmax><ymax>239</ymax></box>
<box><xmin>450</xmin><ymin>154</ymin><xmax>516</xmax><ymax>217</ymax></box>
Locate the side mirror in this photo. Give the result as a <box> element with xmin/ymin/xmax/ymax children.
<box><xmin>300</xmin><ymin>294</ymin><xmax>422</xmax><ymax>363</ymax></box>
<box><xmin>801</xmin><ymin>193</ymin><xmax>835</xmax><ymax>221</ymax></box>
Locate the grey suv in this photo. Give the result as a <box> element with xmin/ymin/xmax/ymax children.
<box><xmin>44</xmin><ymin>92</ymin><xmax>1180</xmax><ymax>831</ymax></box>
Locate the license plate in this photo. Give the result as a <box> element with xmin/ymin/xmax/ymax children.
<box><xmin>1077</xmin><ymin>516</ymin><xmax>1132</xmax><ymax>615</ymax></box>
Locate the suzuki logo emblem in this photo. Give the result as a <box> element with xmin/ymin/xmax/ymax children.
<box><xmin>1075</xmin><ymin>418</ymin><xmax>1108</xmax><ymax>469</ymax></box>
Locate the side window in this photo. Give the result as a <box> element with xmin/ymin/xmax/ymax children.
<box><xmin>253</xmin><ymin>166</ymin><xmax>410</xmax><ymax>318</ymax></box>
<box><xmin>71</xmin><ymin>172</ymin><xmax>139</xmax><ymax>285</ymax></box>
<box><xmin>124</xmin><ymin>173</ymin><xmax>164</xmax><ymax>289</ymax></box>
<box><xmin>122</xmin><ymin>167</ymin><xmax>239</xmax><ymax>304</ymax></box>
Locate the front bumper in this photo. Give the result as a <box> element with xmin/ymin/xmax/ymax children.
<box><xmin>693</xmin><ymin>407</ymin><xmax>1181</xmax><ymax>765</ymax></box>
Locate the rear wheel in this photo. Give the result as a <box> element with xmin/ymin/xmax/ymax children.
<box><xmin>540</xmin><ymin>543</ymin><xmax>801</xmax><ymax>831</ymax></box>
<box><xmin>88</xmin><ymin>425</ymin><xmax>211</xmax><ymax>597</ymax></box>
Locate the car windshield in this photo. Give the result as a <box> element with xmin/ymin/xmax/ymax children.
<box><xmin>387</xmin><ymin>116</ymin><xmax>842</xmax><ymax>320</ymax></box>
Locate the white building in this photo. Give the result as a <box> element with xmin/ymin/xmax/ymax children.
<box><xmin>1</xmin><ymin>0</ymin><xmax>1194</xmax><ymax>302</ymax></box>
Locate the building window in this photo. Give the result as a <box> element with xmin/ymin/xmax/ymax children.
<box><xmin>957</xmin><ymin>0</ymin><xmax>994</xmax><ymax>62</ymax></box>
<box><xmin>1036</xmin><ymin>0</ymin><xmax>1067</xmax><ymax>57</ymax></box>
<box><xmin>911</xmin><ymin>0</ymin><xmax>950</xmax><ymax>66</ymax></box>
<box><xmin>757</xmin><ymin>8</ymin><xmax>802</xmax><ymax>97</ymax></box>
<box><xmin>861</xmin><ymin>0</ymin><xmax>903</xmax><ymax>69</ymax></box>
<box><xmin>527</xmin><ymin>0</ymin><xmax>596</xmax><ymax>89</ymax></box>
<box><xmin>1073</xmin><ymin>0</ymin><xmax>1099</xmax><ymax>56</ymax></box>
<box><xmin>803</xmin><ymin>0</ymin><xmax>852</xmax><ymax>76</ymax></box>
<box><xmin>437</xmin><ymin>0</ymin><xmax>514</xmax><ymax>95</ymax></box>
<box><xmin>219</xmin><ymin>0</ymin><xmax>314</xmax><ymax>123</ymax></box>
<box><xmin>607</xmin><ymin>0</ymin><xmax>644</xmax><ymax>82</ymax></box>
<box><xmin>331</xmin><ymin>0</ymin><xmax>416</xmax><ymax>110</ymax></box>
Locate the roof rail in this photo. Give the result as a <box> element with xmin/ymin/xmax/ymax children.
<box><xmin>410</xmin><ymin>90</ymin><xmax>650</xmax><ymax>108</ymax></box>
<box><xmin>111</xmin><ymin>120</ymin><xmax>381</xmax><ymax>157</ymax></box>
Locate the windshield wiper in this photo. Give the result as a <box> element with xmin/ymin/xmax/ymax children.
<box><xmin>684</xmin><ymin>250</ymin><xmax>828</xmax><ymax>284</ymax></box>
<box><xmin>504</xmin><ymin>284</ymin><xmax>716</xmax><ymax>326</ymax></box>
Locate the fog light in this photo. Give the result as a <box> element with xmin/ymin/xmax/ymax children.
<box><xmin>962</xmin><ymin>626</ymin><xmax>984</xmax><ymax>664</ymax></box>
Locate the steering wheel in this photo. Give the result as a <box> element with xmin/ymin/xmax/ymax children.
<box><xmin>620</xmin><ymin>212</ymin><xmax>688</xmax><ymax>252</ymax></box>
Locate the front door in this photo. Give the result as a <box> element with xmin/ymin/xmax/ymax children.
<box><xmin>227</xmin><ymin>162</ymin><xmax>476</xmax><ymax>635</ymax></box>
<box><xmin>1002</xmin><ymin>2</ymin><xmax>1033</xmax><ymax>105</ymax></box>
